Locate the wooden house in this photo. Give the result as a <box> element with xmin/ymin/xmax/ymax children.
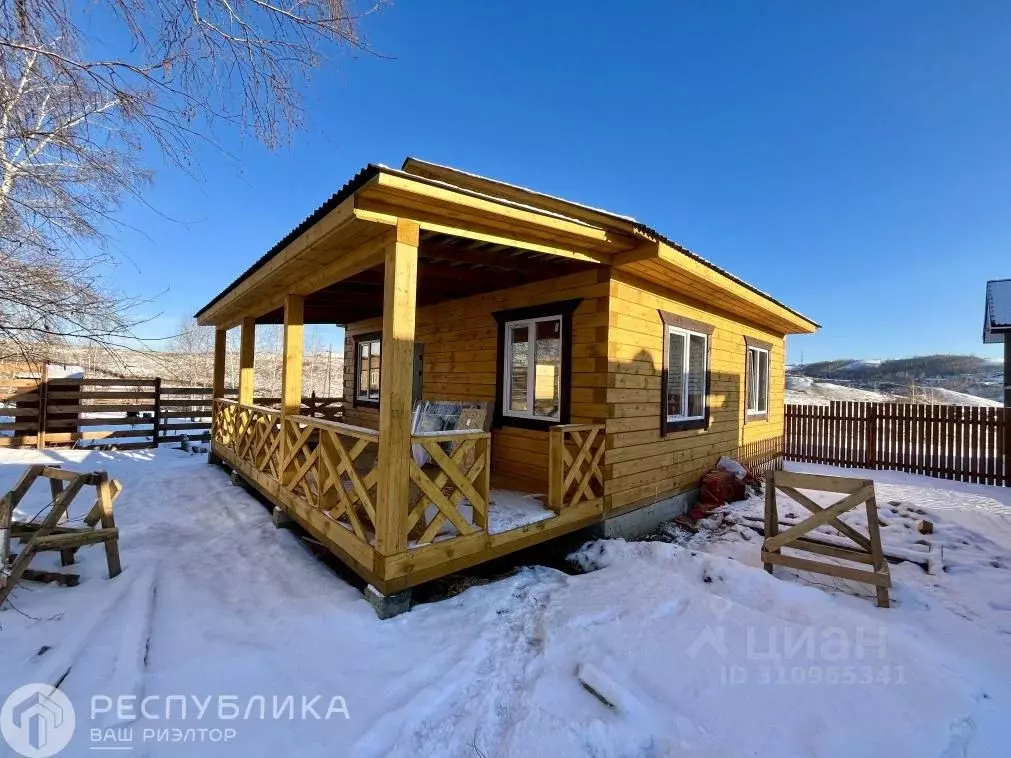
<box><xmin>195</xmin><ymin>158</ymin><xmax>818</xmax><ymax>611</ymax></box>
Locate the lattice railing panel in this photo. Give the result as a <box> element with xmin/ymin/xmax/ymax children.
<box><xmin>280</xmin><ymin>416</ymin><xmax>380</xmax><ymax>542</ymax></box>
<box><xmin>407</xmin><ymin>432</ymin><xmax>491</xmax><ymax>545</ymax></box>
<box><xmin>548</xmin><ymin>424</ymin><xmax>605</xmax><ymax>511</ymax></box>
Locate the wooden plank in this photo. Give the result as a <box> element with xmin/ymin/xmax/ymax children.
<box><xmin>765</xmin><ymin>484</ymin><xmax>874</xmax><ymax>552</ymax></box>
<box><xmin>788</xmin><ymin>537</ymin><xmax>877</xmax><ymax>565</ymax></box>
<box><xmin>37</xmin><ymin>363</ymin><xmax>48</xmax><ymax>451</ymax></box>
<box><xmin>0</xmin><ymin>493</ymin><xmax>11</xmax><ymax>590</ymax></box>
<box><xmin>998</xmin><ymin>407</ymin><xmax>1006</xmax><ymax>487</ymax></box>
<box><xmin>48</xmin><ymin>378</ymin><xmax>154</xmax><ymax>386</ymax></box>
<box><xmin>20</xmin><ymin>568</ymin><xmax>79</xmax><ymax>587</ymax></box>
<box><xmin>8</xmin><ymin>466</ymin><xmax>45</xmax><ymax>507</ymax></box>
<box><xmin>864</xmin><ymin>494</ymin><xmax>890</xmax><ymax>607</ymax></box>
<box><xmin>96</xmin><ymin>474</ymin><xmax>122</xmax><ymax>578</ymax></box>
<box><xmin>32</xmin><ymin>528</ymin><xmax>119</xmax><ymax>550</ymax></box>
<box><xmin>47</xmin><ymin>391</ymin><xmax>158</xmax><ymax>400</ymax></box>
<box><xmin>776</xmin><ymin>485</ymin><xmax>873</xmax><ymax>552</ymax></box>
<box><xmin>763</xmin><ymin>471</ymin><xmax>777</xmax><ymax>573</ymax></box>
<box><xmin>762</xmin><ymin>550</ymin><xmax>891</xmax><ymax>588</ymax></box>
<box><xmin>280</xmin><ymin>295</ymin><xmax>304</xmax><ymax>418</ymax></box>
<box><xmin>971</xmin><ymin>406</ymin><xmax>980</xmax><ymax>484</ymax></box>
<box><xmin>773</xmin><ymin>470</ymin><xmax>870</xmax><ymax>494</ymax></box>
<box><xmin>0</xmin><ymin>477</ymin><xmax>86</xmax><ymax>607</ymax></box>
<box><xmin>152</xmin><ymin>377</ymin><xmax>162</xmax><ymax>449</ymax></box>
<box><xmin>239</xmin><ymin>316</ymin><xmax>256</xmax><ymax>406</ymax></box>
<box><xmin>47</xmin><ymin>404</ymin><xmax>156</xmax><ymax>414</ymax></box>
<box><xmin>279</xmin><ymin>295</ymin><xmax>305</xmax><ymax>487</ymax></box>
<box><xmin>158</xmin><ymin>423</ymin><xmax>210</xmax><ymax>432</ymax></box>
<box><xmin>213</xmin><ymin>328</ymin><xmax>227</xmax><ymax>400</ymax></box>
<box><xmin>375</xmin><ymin>222</ymin><xmax>419</xmax><ymax>556</ymax></box>
<box><xmin>82</xmin><ymin>440</ymin><xmax>153</xmax><ymax>451</ymax></box>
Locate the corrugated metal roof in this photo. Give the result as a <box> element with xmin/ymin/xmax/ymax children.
<box><xmin>195</xmin><ymin>159</ymin><xmax>818</xmax><ymax>328</ymax></box>
<box><xmin>195</xmin><ymin>164</ymin><xmax>382</xmax><ymax>318</ymax></box>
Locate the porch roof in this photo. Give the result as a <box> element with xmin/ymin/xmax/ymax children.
<box><xmin>194</xmin><ymin>158</ymin><xmax>819</xmax><ymax>334</ymax></box>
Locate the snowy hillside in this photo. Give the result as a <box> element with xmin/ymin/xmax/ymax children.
<box><xmin>789</xmin><ymin>354</ymin><xmax>1004</xmax><ymax>403</ymax></box>
<box><xmin>787</xmin><ymin>375</ymin><xmax>1001</xmax><ymax>407</ymax></box>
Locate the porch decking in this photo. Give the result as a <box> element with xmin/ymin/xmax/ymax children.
<box><xmin>211</xmin><ymin>399</ymin><xmax>604</xmax><ymax>593</ymax></box>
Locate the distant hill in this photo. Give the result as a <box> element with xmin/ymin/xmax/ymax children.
<box><xmin>788</xmin><ymin>354</ymin><xmax>1003</xmax><ymax>404</ymax></box>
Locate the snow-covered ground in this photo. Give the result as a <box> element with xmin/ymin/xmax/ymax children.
<box><xmin>786</xmin><ymin>375</ymin><xmax>1002</xmax><ymax>407</ymax></box>
<box><xmin>1</xmin><ymin>448</ymin><xmax>1010</xmax><ymax>756</ymax></box>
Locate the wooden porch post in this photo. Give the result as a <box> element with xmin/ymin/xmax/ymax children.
<box><xmin>279</xmin><ymin>295</ymin><xmax>304</xmax><ymax>485</ymax></box>
<box><xmin>280</xmin><ymin>295</ymin><xmax>304</xmax><ymax>417</ymax></box>
<box><xmin>212</xmin><ymin>328</ymin><xmax>227</xmax><ymax>399</ymax></box>
<box><xmin>238</xmin><ymin>317</ymin><xmax>256</xmax><ymax>406</ymax></box>
<box><xmin>375</xmin><ymin>221</ymin><xmax>419</xmax><ymax>556</ymax></box>
<box><xmin>208</xmin><ymin>328</ymin><xmax>229</xmax><ymax>461</ymax></box>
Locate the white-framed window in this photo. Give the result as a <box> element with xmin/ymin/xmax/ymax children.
<box><xmin>356</xmin><ymin>337</ymin><xmax>381</xmax><ymax>402</ymax></box>
<box><xmin>666</xmin><ymin>326</ymin><xmax>708</xmax><ymax>421</ymax></box>
<box><xmin>502</xmin><ymin>314</ymin><xmax>562</xmax><ymax>422</ymax></box>
<box><xmin>746</xmin><ymin>345</ymin><xmax>770</xmax><ymax>415</ymax></box>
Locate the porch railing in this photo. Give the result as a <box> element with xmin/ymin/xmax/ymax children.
<box><xmin>407</xmin><ymin>430</ymin><xmax>491</xmax><ymax>545</ymax></box>
<box><xmin>280</xmin><ymin>414</ymin><xmax>381</xmax><ymax>542</ymax></box>
<box><xmin>213</xmin><ymin>400</ymin><xmax>493</xmax><ymax>550</ymax></box>
<box><xmin>548</xmin><ymin>423</ymin><xmax>605</xmax><ymax>511</ymax></box>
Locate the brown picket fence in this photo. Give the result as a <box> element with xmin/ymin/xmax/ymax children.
<box><xmin>0</xmin><ymin>374</ymin><xmax>342</xmax><ymax>451</ymax></box>
<box><xmin>785</xmin><ymin>402</ymin><xmax>1009</xmax><ymax>486</ymax></box>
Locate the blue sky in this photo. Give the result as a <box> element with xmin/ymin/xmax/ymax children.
<box><xmin>103</xmin><ymin>1</ymin><xmax>1011</xmax><ymax>363</ymax></box>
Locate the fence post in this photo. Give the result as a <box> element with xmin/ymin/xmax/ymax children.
<box><xmin>865</xmin><ymin>403</ymin><xmax>877</xmax><ymax>470</ymax></box>
<box><xmin>152</xmin><ymin>377</ymin><xmax>162</xmax><ymax>449</ymax></box>
<box><xmin>36</xmin><ymin>363</ymin><xmax>48</xmax><ymax>452</ymax></box>
<box><xmin>1004</xmin><ymin>406</ymin><xmax>1010</xmax><ymax>487</ymax></box>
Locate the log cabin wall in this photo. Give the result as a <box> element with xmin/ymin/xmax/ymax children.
<box><xmin>604</xmin><ymin>270</ymin><xmax>786</xmax><ymax>513</ymax></box>
<box><xmin>343</xmin><ymin>269</ymin><xmax>610</xmax><ymax>493</ymax></box>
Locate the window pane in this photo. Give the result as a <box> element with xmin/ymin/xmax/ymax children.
<box><xmin>667</xmin><ymin>331</ymin><xmax>685</xmax><ymax>418</ymax></box>
<box><xmin>533</xmin><ymin>319</ymin><xmax>561</xmax><ymax>418</ymax></box>
<box><xmin>758</xmin><ymin>349</ymin><xmax>769</xmax><ymax>412</ymax></box>
<box><xmin>508</xmin><ymin>325</ymin><xmax>529</xmax><ymax>412</ymax></box>
<box><xmin>369</xmin><ymin>341</ymin><xmax>381</xmax><ymax>397</ymax></box>
<box><xmin>747</xmin><ymin>349</ymin><xmax>758</xmax><ymax>411</ymax></box>
<box><xmin>359</xmin><ymin>370</ymin><xmax>368</xmax><ymax>397</ymax></box>
<box><xmin>686</xmin><ymin>334</ymin><xmax>706</xmax><ymax>418</ymax></box>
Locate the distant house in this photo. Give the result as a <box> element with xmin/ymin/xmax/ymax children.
<box><xmin>983</xmin><ymin>278</ymin><xmax>1011</xmax><ymax>407</ymax></box>
<box><xmin>195</xmin><ymin>158</ymin><xmax>817</xmax><ymax>610</ymax></box>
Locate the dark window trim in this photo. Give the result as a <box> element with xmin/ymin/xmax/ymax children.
<box><xmin>659</xmin><ymin>310</ymin><xmax>716</xmax><ymax>336</ymax></box>
<box><xmin>744</xmin><ymin>336</ymin><xmax>772</xmax><ymax>423</ymax></box>
<box><xmin>352</xmin><ymin>331</ymin><xmax>382</xmax><ymax>409</ymax></box>
<box><xmin>659</xmin><ymin>310</ymin><xmax>713</xmax><ymax>437</ymax></box>
<box><xmin>492</xmin><ymin>299</ymin><xmax>582</xmax><ymax>432</ymax></box>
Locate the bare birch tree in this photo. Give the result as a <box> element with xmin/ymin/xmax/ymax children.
<box><xmin>0</xmin><ymin>0</ymin><xmax>379</xmax><ymax>366</ymax></box>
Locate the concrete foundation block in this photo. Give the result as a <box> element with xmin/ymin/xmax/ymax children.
<box><xmin>601</xmin><ymin>488</ymin><xmax>700</xmax><ymax>540</ymax></box>
<box><xmin>207</xmin><ymin>449</ymin><xmax>221</xmax><ymax>466</ymax></box>
<box><xmin>365</xmin><ymin>584</ymin><xmax>412</xmax><ymax>620</ymax></box>
<box><xmin>271</xmin><ymin>507</ymin><xmax>293</xmax><ymax>529</ymax></box>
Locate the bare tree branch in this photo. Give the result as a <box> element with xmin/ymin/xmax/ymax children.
<box><xmin>0</xmin><ymin>0</ymin><xmax>381</xmax><ymax>365</ymax></box>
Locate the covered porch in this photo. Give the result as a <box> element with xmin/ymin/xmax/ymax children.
<box><xmin>210</xmin><ymin>399</ymin><xmax>604</xmax><ymax>592</ymax></box>
<box><xmin>197</xmin><ymin>165</ymin><xmax>627</xmax><ymax>594</ymax></box>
